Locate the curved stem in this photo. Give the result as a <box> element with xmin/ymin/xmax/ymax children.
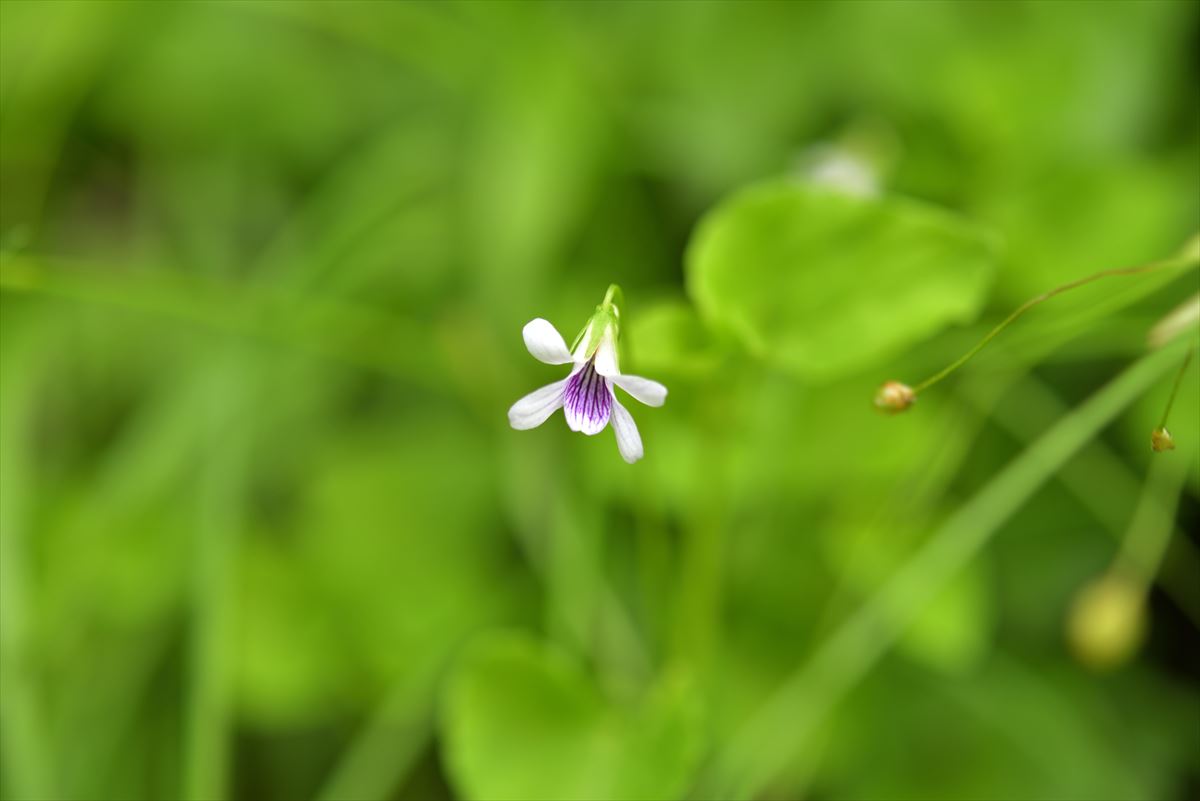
<box><xmin>708</xmin><ymin>337</ymin><xmax>1191</xmax><ymax>800</ymax></box>
<box><xmin>602</xmin><ymin>283</ymin><xmax>625</xmax><ymax>317</ymax></box>
<box><xmin>911</xmin><ymin>257</ymin><xmax>1196</xmax><ymax>395</ymax></box>
<box><xmin>1113</xmin><ymin>451</ymin><xmax>1190</xmax><ymax>594</ymax></box>
<box><xmin>1157</xmin><ymin>348</ymin><xmax>1194</xmax><ymax>429</ymax></box>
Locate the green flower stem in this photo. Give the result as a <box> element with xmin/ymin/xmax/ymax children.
<box><xmin>569</xmin><ymin>285</ymin><xmax>626</xmax><ymax>362</ymax></box>
<box><xmin>602</xmin><ymin>283</ymin><xmax>625</xmax><ymax>318</ymax></box>
<box><xmin>911</xmin><ymin>252</ymin><xmax>1198</xmax><ymax>395</ymax></box>
<box><xmin>1113</xmin><ymin>446</ymin><xmax>1191</xmax><ymax>595</ymax></box>
<box><xmin>315</xmin><ymin>680</ymin><xmax>434</xmax><ymax>801</ymax></box>
<box><xmin>708</xmin><ymin>335</ymin><xmax>1191</xmax><ymax>800</ymax></box>
<box><xmin>1157</xmin><ymin>348</ymin><xmax>1194</xmax><ymax>429</ymax></box>
<box><xmin>0</xmin><ymin>328</ymin><xmax>55</xmax><ymax>801</ymax></box>
<box><xmin>604</xmin><ymin>284</ymin><xmax>628</xmax><ymax>369</ymax></box>
<box><xmin>961</xmin><ymin>369</ymin><xmax>1200</xmax><ymax>626</ymax></box>
<box><xmin>184</xmin><ymin>354</ymin><xmax>248</xmax><ymax>801</ymax></box>
<box><xmin>546</xmin><ymin>490</ymin><xmax>604</xmax><ymax>658</ymax></box>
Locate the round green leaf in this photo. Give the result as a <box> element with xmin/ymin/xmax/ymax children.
<box><xmin>441</xmin><ymin>632</ymin><xmax>701</xmax><ymax>801</ymax></box>
<box><xmin>687</xmin><ymin>180</ymin><xmax>998</xmax><ymax>379</ymax></box>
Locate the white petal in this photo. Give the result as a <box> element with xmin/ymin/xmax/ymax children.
<box><xmin>610</xmin><ymin>397</ymin><xmax>643</xmax><ymax>464</ymax></box>
<box><xmin>610</xmin><ymin>374</ymin><xmax>667</xmax><ymax>407</ymax></box>
<box><xmin>593</xmin><ymin>325</ymin><xmax>620</xmax><ymax>376</ymax></box>
<box><xmin>522</xmin><ymin>319</ymin><xmax>573</xmax><ymax>365</ymax></box>
<box><xmin>508</xmin><ymin>378</ymin><xmax>569</xmax><ymax>430</ymax></box>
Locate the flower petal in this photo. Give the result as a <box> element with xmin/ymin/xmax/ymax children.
<box><xmin>610</xmin><ymin>397</ymin><xmax>643</xmax><ymax>463</ymax></box>
<box><xmin>508</xmin><ymin>377</ymin><xmax>569</xmax><ymax>430</ymax></box>
<box><xmin>522</xmin><ymin>318</ymin><xmax>574</xmax><ymax>365</ymax></box>
<box><xmin>593</xmin><ymin>325</ymin><xmax>620</xmax><ymax>376</ymax></box>
<box><xmin>610</xmin><ymin>374</ymin><xmax>667</xmax><ymax>407</ymax></box>
<box><xmin>563</xmin><ymin>362</ymin><xmax>612</xmax><ymax>436</ymax></box>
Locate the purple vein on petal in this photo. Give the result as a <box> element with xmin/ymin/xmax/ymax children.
<box><xmin>564</xmin><ymin>359</ymin><xmax>611</xmax><ymax>432</ymax></box>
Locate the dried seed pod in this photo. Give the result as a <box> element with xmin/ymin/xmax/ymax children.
<box><xmin>874</xmin><ymin>380</ymin><xmax>915</xmax><ymax>414</ymax></box>
<box><xmin>1150</xmin><ymin>426</ymin><xmax>1175</xmax><ymax>452</ymax></box>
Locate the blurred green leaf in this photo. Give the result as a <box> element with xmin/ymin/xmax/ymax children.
<box><xmin>687</xmin><ymin>181</ymin><xmax>998</xmax><ymax>380</ymax></box>
<box><xmin>461</xmin><ymin>5</ymin><xmax>608</xmax><ymax>310</ymax></box>
<box><xmin>822</xmin><ymin>657</ymin><xmax>1175</xmax><ymax>801</ymax></box>
<box><xmin>899</xmin><ymin>564</ymin><xmax>992</xmax><ymax>674</ymax></box>
<box><xmin>627</xmin><ymin>297</ymin><xmax>725</xmax><ymax>378</ymax></box>
<box><xmin>235</xmin><ymin>537</ymin><xmax>353</xmax><ymax>728</ymax></box>
<box><xmin>709</xmin><ymin>337</ymin><xmax>1192</xmax><ymax>799</ymax></box>
<box><xmin>441</xmin><ymin>632</ymin><xmax>701</xmax><ymax>801</ymax></box>
<box><xmin>980</xmin><ymin>161</ymin><xmax>1196</xmax><ymax>303</ymax></box>
<box><xmin>236</xmin><ymin>413</ymin><xmax>534</xmax><ymax>717</ymax></box>
<box><xmin>825</xmin><ymin>516</ymin><xmax>994</xmax><ymax>675</ymax></box>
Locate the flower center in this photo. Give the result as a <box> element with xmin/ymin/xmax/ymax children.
<box><xmin>564</xmin><ymin>358</ymin><xmax>611</xmax><ymax>433</ymax></box>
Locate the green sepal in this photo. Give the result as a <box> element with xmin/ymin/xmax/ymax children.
<box><xmin>569</xmin><ymin>284</ymin><xmax>624</xmax><ymax>361</ymax></box>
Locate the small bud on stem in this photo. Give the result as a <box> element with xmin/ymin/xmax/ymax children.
<box><xmin>874</xmin><ymin>380</ymin><xmax>915</xmax><ymax>414</ymax></box>
<box><xmin>1151</xmin><ymin>348</ymin><xmax>1193</xmax><ymax>452</ymax></box>
<box><xmin>1150</xmin><ymin>427</ymin><xmax>1175</xmax><ymax>452</ymax></box>
<box><xmin>876</xmin><ymin>237</ymin><xmax>1199</xmax><ymax>413</ymax></box>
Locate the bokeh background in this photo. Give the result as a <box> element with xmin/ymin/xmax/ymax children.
<box><xmin>1</xmin><ymin>2</ymin><xmax>1198</xmax><ymax>800</ymax></box>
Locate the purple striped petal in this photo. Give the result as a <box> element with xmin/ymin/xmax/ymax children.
<box><xmin>563</xmin><ymin>359</ymin><xmax>612</xmax><ymax>435</ymax></box>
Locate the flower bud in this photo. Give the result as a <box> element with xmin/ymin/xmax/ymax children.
<box><xmin>1066</xmin><ymin>572</ymin><xmax>1146</xmax><ymax>671</ymax></box>
<box><xmin>1150</xmin><ymin>426</ymin><xmax>1175</xmax><ymax>452</ymax></box>
<box><xmin>874</xmin><ymin>381</ymin><xmax>915</xmax><ymax>414</ymax></box>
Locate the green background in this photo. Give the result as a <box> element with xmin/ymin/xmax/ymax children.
<box><xmin>1</xmin><ymin>2</ymin><xmax>1198</xmax><ymax>800</ymax></box>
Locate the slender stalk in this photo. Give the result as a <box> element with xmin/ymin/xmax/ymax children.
<box><xmin>602</xmin><ymin>283</ymin><xmax>625</xmax><ymax>316</ymax></box>
<box><xmin>0</xmin><ymin>331</ymin><xmax>55</xmax><ymax>801</ymax></box>
<box><xmin>316</xmin><ymin>685</ymin><xmax>432</xmax><ymax>801</ymax></box>
<box><xmin>183</xmin><ymin>356</ymin><xmax>247</xmax><ymax>801</ymax></box>
<box><xmin>911</xmin><ymin>256</ymin><xmax>1196</xmax><ymax>394</ymax></box>
<box><xmin>1113</xmin><ymin>450</ymin><xmax>1190</xmax><ymax>593</ymax></box>
<box><xmin>1157</xmin><ymin>348</ymin><xmax>1194</xmax><ymax>429</ymax></box>
<box><xmin>708</xmin><ymin>337</ymin><xmax>1191</xmax><ymax>800</ymax></box>
<box><xmin>546</xmin><ymin>489</ymin><xmax>603</xmax><ymax>657</ymax></box>
<box><xmin>961</xmin><ymin>370</ymin><xmax>1200</xmax><ymax>626</ymax></box>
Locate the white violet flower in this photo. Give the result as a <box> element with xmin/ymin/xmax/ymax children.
<box><xmin>508</xmin><ymin>286</ymin><xmax>667</xmax><ymax>463</ymax></box>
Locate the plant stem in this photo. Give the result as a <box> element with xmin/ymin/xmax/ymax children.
<box><xmin>183</xmin><ymin>355</ymin><xmax>247</xmax><ymax>801</ymax></box>
<box><xmin>911</xmin><ymin>256</ymin><xmax>1197</xmax><ymax>394</ymax></box>
<box><xmin>708</xmin><ymin>336</ymin><xmax>1191</xmax><ymax>800</ymax></box>
<box><xmin>0</xmin><ymin>329</ymin><xmax>55</xmax><ymax>801</ymax></box>
<box><xmin>1114</xmin><ymin>447</ymin><xmax>1191</xmax><ymax>589</ymax></box>
<box><xmin>961</xmin><ymin>369</ymin><xmax>1200</xmax><ymax>626</ymax></box>
<box><xmin>602</xmin><ymin>283</ymin><xmax>625</xmax><ymax>316</ymax></box>
<box><xmin>1157</xmin><ymin>348</ymin><xmax>1194</xmax><ymax>429</ymax></box>
<box><xmin>316</xmin><ymin>684</ymin><xmax>433</xmax><ymax>801</ymax></box>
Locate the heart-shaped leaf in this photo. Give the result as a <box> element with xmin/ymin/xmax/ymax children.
<box><xmin>441</xmin><ymin>632</ymin><xmax>701</xmax><ymax>801</ymax></box>
<box><xmin>687</xmin><ymin>180</ymin><xmax>998</xmax><ymax>380</ymax></box>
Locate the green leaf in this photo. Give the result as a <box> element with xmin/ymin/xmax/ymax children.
<box><xmin>441</xmin><ymin>632</ymin><xmax>701</xmax><ymax>801</ymax></box>
<box><xmin>687</xmin><ymin>180</ymin><xmax>998</xmax><ymax>380</ymax></box>
<box><xmin>823</xmin><ymin>515</ymin><xmax>994</xmax><ymax>675</ymax></box>
<box><xmin>627</xmin><ymin>298</ymin><xmax>725</xmax><ymax>378</ymax></box>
